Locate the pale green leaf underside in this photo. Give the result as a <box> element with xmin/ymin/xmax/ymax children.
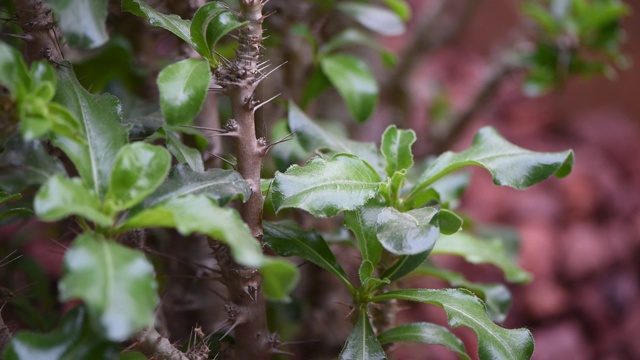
<box><xmin>46</xmin><ymin>0</ymin><xmax>108</xmax><ymax>48</ymax></box>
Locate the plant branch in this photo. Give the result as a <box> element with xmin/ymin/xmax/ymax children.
<box><xmin>133</xmin><ymin>326</ymin><xmax>189</xmax><ymax>360</ymax></box>
<box><xmin>13</xmin><ymin>0</ymin><xmax>63</xmax><ymax>64</ymax></box>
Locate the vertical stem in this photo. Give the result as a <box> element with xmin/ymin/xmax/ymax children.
<box><xmin>214</xmin><ymin>1</ymin><xmax>271</xmax><ymax>359</ymax></box>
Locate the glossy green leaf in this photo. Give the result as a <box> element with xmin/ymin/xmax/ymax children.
<box><xmin>433</xmin><ymin>209</ymin><xmax>463</xmax><ymax>235</ymax></box>
<box><xmin>380</xmin><ymin>251</ymin><xmax>430</xmax><ymax>282</ymax></box>
<box><xmin>376</xmin><ymin>207</ymin><xmax>439</xmax><ymax>255</ymax></box>
<box><xmin>381</xmin><ymin>125</ymin><xmax>416</xmax><ymax>177</ymax></box>
<box><xmin>53</xmin><ymin>65</ymin><xmax>128</xmax><ymax>198</ymax></box>
<box><xmin>320</xmin><ymin>54</ymin><xmax>378</xmax><ymax>122</ymax></box>
<box><xmin>272</xmin><ymin>154</ymin><xmax>382</xmax><ymax>217</ymax></box>
<box><xmin>119</xmin><ymin>195</ymin><xmax>262</xmax><ymax>267</ymax></box>
<box><xmin>263</xmin><ymin>221</ymin><xmax>354</xmax><ymax>292</ymax></box>
<box><xmin>104</xmin><ymin>143</ymin><xmax>171</xmax><ymax>214</ymax></box>
<box><xmin>260</xmin><ymin>257</ymin><xmax>300</xmax><ymax>302</ymax></box>
<box><xmin>122</xmin><ymin>0</ymin><xmax>194</xmax><ymax>46</ymax></box>
<box><xmin>0</xmin><ymin>136</ymin><xmax>66</xmax><ymax>192</ymax></box>
<box><xmin>413</xmin><ymin>264</ymin><xmax>512</xmax><ymax>323</ymax></box>
<box><xmin>288</xmin><ymin>101</ymin><xmax>383</xmax><ymax>172</ymax></box>
<box><xmin>339</xmin><ymin>309</ymin><xmax>387</xmax><ymax>360</ymax></box>
<box><xmin>0</xmin><ymin>40</ymin><xmax>30</xmax><ymax>95</ymax></box>
<box><xmin>190</xmin><ymin>2</ymin><xmax>246</xmax><ymax>61</ymax></box>
<box><xmin>381</xmin><ymin>0</ymin><xmax>411</xmax><ymax>21</ymax></box>
<box><xmin>409</xmin><ymin>127</ymin><xmax>574</xmax><ymax>200</ymax></box>
<box><xmin>139</xmin><ymin>164</ymin><xmax>250</xmax><ymax>209</ymax></box>
<box><xmin>378</xmin><ymin>323</ymin><xmax>470</xmax><ymax>360</ymax></box>
<box><xmin>158</xmin><ymin>58</ymin><xmax>210</xmax><ymax>125</ymax></box>
<box><xmin>45</xmin><ymin>0</ymin><xmax>108</xmax><ymax>48</ymax></box>
<box><xmin>165</xmin><ymin>130</ymin><xmax>204</xmax><ymax>172</ymax></box>
<box><xmin>344</xmin><ymin>207</ymin><xmax>383</xmax><ymax>267</ymax></box>
<box><xmin>59</xmin><ymin>234</ymin><xmax>158</xmax><ymax>341</ymax></box>
<box><xmin>4</xmin><ymin>306</ymin><xmax>119</xmax><ymax>360</ymax></box>
<box><xmin>372</xmin><ymin>289</ymin><xmax>534</xmax><ymax>360</ymax></box>
<box><xmin>337</xmin><ymin>2</ymin><xmax>405</xmax><ymax>36</ymax></box>
<box><xmin>432</xmin><ymin>232</ymin><xmax>532</xmax><ymax>283</ymax></box>
<box><xmin>34</xmin><ymin>175</ymin><xmax>113</xmax><ymax>227</ymax></box>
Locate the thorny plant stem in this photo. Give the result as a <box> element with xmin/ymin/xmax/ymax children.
<box><xmin>14</xmin><ymin>0</ymin><xmax>63</xmax><ymax>64</ymax></box>
<box><xmin>133</xmin><ymin>327</ymin><xmax>189</xmax><ymax>360</ymax></box>
<box><xmin>213</xmin><ymin>1</ymin><xmax>272</xmax><ymax>359</ymax></box>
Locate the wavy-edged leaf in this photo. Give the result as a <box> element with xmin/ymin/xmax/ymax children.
<box><xmin>140</xmin><ymin>164</ymin><xmax>250</xmax><ymax>209</ymax></box>
<box><xmin>432</xmin><ymin>232</ymin><xmax>532</xmax><ymax>283</ymax></box>
<box><xmin>122</xmin><ymin>0</ymin><xmax>193</xmax><ymax>46</ymax></box>
<box><xmin>378</xmin><ymin>322</ymin><xmax>470</xmax><ymax>360</ymax></box>
<box><xmin>272</xmin><ymin>154</ymin><xmax>382</xmax><ymax>217</ymax></box>
<box><xmin>376</xmin><ymin>207</ymin><xmax>439</xmax><ymax>255</ymax></box>
<box><xmin>339</xmin><ymin>309</ymin><xmax>386</xmax><ymax>360</ymax></box>
<box><xmin>263</xmin><ymin>221</ymin><xmax>354</xmax><ymax>292</ymax></box>
<box><xmin>165</xmin><ymin>130</ymin><xmax>204</xmax><ymax>172</ymax></box>
<box><xmin>104</xmin><ymin>143</ymin><xmax>171</xmax><ymax>214</ymax></box>
<box><xmin>158</xmin><ymin>58</ymin><xmax>210</xmax><ymax>125</ymax></box>
<box><xmin>344</xmin><ymin>207</ymin><xmax>383</xmax><ymax>267</ymax></box>
<box><xmin>4</xmin><ymin>306</ymin><xmax>119</xmax><ymax>360</ymax></box>
<box><xmin>59</xmin><ymin>234</ymin><xmax>157</xmax><ymax>341</ymax></box>
<box><xmin>409</xmin><ymin>127</ymin><xmax>574</xmax><ymax>200</ymax></box>
<box><xmin>320</xmin><ymin>54</ymin><xmax>378</xmax><ymax>123</ymax></box>
<box><xmin>381</xmin><ymin>125</ymin><xmax>415</xmax><ymax>177</ymax></box>
<box><xmin>53</xmin><ymin>64</ymin><xmax>128</xmax><ymax>198</ymax></box>
<box><xmin>190</xmin><ymin>2</ymin><xmax>246</xmax><ymax>61</ymax></box>
<box><xmin>337</xmin><ymin>2</ymin><xmax>405</xmax><ymax>36</ymax></box>
<box><xmin>288</xmin><ymin>101</ymin><xmax>382</xmax><ymax>172</ymax></box>
<box><xmin>45</xmin><ymin>0</ymin><xmax>108</xmax><ymax>48</ymax></box>
<box><xmin>380</xmin><ymin>251</ymin><xmax>429</xmax><ymax>282</ymax></box>
<box><xmin>0</xmin><ymin>136</ymin><xmax>66</xmax><ymax>192</ymax></box>
<box><xmin>34</xmin><ymin>175</ymin><xmax>113</xmax><ymax>227</ymax></box>
<box><xmin>372</xmin><ymin>289</ymin><xmax>534</xmax><ymax>360</ymax></box>
<box><xmin>413</xmin><ymin>263</ymin><xmax>512</xmax><ymax>323</ymax></box>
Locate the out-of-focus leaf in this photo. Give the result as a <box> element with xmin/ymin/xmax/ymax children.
<box><xmin>378</xmin><ymin>323</ymin><xmax>470</xmax><ymax>360</ymax></box>
<box><xmin>157</xmin><ymin>58</ymin><xmax>210</xmax><ymax>125</ymax></box>
<box><xmin>190</xmin><ymin>2</ymin><xmax>246</xmax><ymax>61</ymax></box>
<box><xmin>270</xmin><ymin>120</ymin><xmax>308</xmax><ymax>171</ymax></box>
<box><xmin>59</xmin><ymin>234</ymin><xmax>157</xmax><ymax>341</ymax></box>
<box><xmin>34</xmin><ymin>175</ymin><xmax>113</xmax><ymax>227</ymax></box>
<box><xmin>381</xmin><ymin>125</ymin><xmax>416</xmax><ymax>177</ymax></box>
<box><xmin>376</xmin><ymin>207</ymin><xmax>439</xmax><ymax>255</ymax></box>
<box><xmin>53</xmin><ymin>65</ymin><xmax>128</xmax><ymax>198</ymax></box>
<box><xmin>45</xmin><ymin>0</ymin><xmax>108</xmax><ymax>48</ymax></box>
<box><xmin>122</xmin><ymin>0</ymin><xmax>193</xmax><ymax>46</ymax></box>
<box><xmin>433</xmin><ymin>209</ymin><xmax>463</xmax><ymax>235</ymax></box>
<box><xmin>344</xmin><ymin>207</ymin><xmax>383</xmax><ymax>267</ymax></box>
<box><xmin>0</xmin><ymin>136</ymin><xmax>66</xmax><ymax>192</ymax></box>
<box><xmin>320</xmin><ymin>54</ymin><xmax>378</xmax><ymax>123</ymax></box>
<box><xmin>0</xmin><ymin>41</ymin><xmax>30</xmax><ymax>95</ymax></box>
<box><xmin>381</xmin><ymin>0</ymin><xmax>411</xmax><ymax>21</ymax></box>
<box><xmin>272</xmin><ymin>154</ymin><xmax>382</xmax><ymax>217</ymax></box>
<box><xmin>337</xmin><ymin>2</ymin><xmax>405</xmax><ymax>36</ymax></box>
<box><xmin>339</xmin><ymin>309</ymin><xmax>386</xmax><ymax>360</ymax></box>
<box><xmin>373</xmin><ymin>289</ymin><xmax>534</xmax><ymax>360</ymax></box>
<box><xmin>260</xmin><ymin>257</ymin><xmax>300</xmax><ymax>302</ymax></box>
<box><xmin>165</xmin><ymin>130</ymin><xmax>204</xmax><ymax>172</ymax></box>
<box><xmin>264</xmin><ymin>221</ymin><xmax>354</xmax><ymax>292</ymax></box>
<box><xmin>432</xmin><ymin>232</ymin><xmax>532</xmax><ymax>283</ymax></box>
<box><xmin>104</xmin><ymin>142</ymin><xmax>171</xmax><ymax>214</ymax></box>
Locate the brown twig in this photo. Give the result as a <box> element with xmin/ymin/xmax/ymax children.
<box><xmin>13</xmin><ymin>0</ymin><xmax>63</xmax><ymax>64</ymax></box>
<box><xmin>133</xmin><ymin>326</ymin><xmax>189</xmax><ymax>360</ymax></box>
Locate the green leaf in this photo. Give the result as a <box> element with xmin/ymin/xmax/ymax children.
<box><xmin>339</xmin><ymin>309</ymin><xmax>387</xmax><ymax>360</ymax></box>
<box><xmin>0</xmin><ymin>40</ymin><xmax>30</xmax><ymax>95</ymax></box>
<box><xmin>432</xmin><ymin>232</ymin><xmax>532</xmax><ymax>283</ymax></box>
<box><xmin>381</xmin><ymin>125</ymin><xmax>416</xmax><ymax>178</ymax></box>
<box><xmin>119</xmin><ymin>195</ymin><xmax>263</xmax><ymax>267</ymax></box>
<box><xmin>0</xmin><ymin>191</ymin><xmax>21</xmax><ymax>204</ymax></box>
<box><xmin>272</xmin><ymin>154</ymin><xmax>382</xmax><ymax>217</ymax></box>
<box><xmin>45</xmin><ymin>0</ymin><xmax>108</xmax><ymax>48</ymax></box>
<box><xmin>53</xmin><ymin>64</ymin><xmax>128</xmax><ymax>198</ymax></box>
<box><xmin>122</xmin><ymin>0</ymin><xmax>193</xmax><ymax>46</ymax></box>
<box><xmin>413</xmin><ymin>264</ymin><xmax>512</xmax><ymax>323</ymax></box>
<box><xmin>270</xmin><ymin>120</ymin><xmax>307</xmax><ymax>172</ymax></box>
<box><xmin>378</xmin><ymin>323</ymin><xmax>470</xmax><ymax>360</ymax></box>
<box><xmin>260</xmin><ymin>257</ymin><xmax>300</xmax><ymax>302</ymax></box>
<box><xmin>165</xmin><ymin>130</ymin><xmax>204</xmax><ymax>172</ymax></box>
<box><xmin>376</xmin><ymin>207</ymin><xmax>439</xmax><ymax>255</ymax></box>
<box><xmin>139</xmin><ymin>164</ymin><xmax>250</xmax><ymax>209</ymax></box>
<box><xmin>380</xmin><ymin>251</ymin><xmax>430</xmax><ymax>282</ymax></box>
<box><xmin>0</xmin><ymin>208</ymin><xmax>34</xmax><ymax>222</ymax></box>
<box><xmin>190</xmin><ymin>2</ymin><xmax>246</xmax><ymax>61</ymax></box>
<box><xmin>0</xmin><ymin>136</ymin><xmax>66</xmax><ymax>192</ymax></box>
<box><xmin>381</xmin><ymin>0</ymin><xmax>411</xmax><ymax>21</ymax></box>
<box><xmin>320</xmin><ymin>54</ymin><xmax>378</xmax><ymax>123</ymax></box>
<box><xmin>337</xmin><ymin>2</ymin><xmax>405</xmax><ymax>36</ymax></box>
<box><xmin>34</xmin><ymin>175</ymin><xmax>113</xmax><ymax>227</ymax></box>
<box><xmin>4</xmin><ymin>306</ymin><xmax>119</xmax><ymax>360</ymax></box>
<box><xmin>433</xmin><ymin>209</ymin><xmax>463</xmax><ymax>235</ymax></box>
<box><xmin>158</xmin><ymin>59</ymin><xmax>210</xmax><ymax>125</ymax></box>
<box><xmin>263</xmin><ymin>221</ymin><xmax>354</xmax><ymax>293</ymax></box>
<box><xmin>344</xmin><ymin>207</ymin><xmax>383</xmax><ymax>267</ymax></box>
<box><xmin>288</xmin><ymin>101</ymin><xmax>383</xmax><ymax>172</ymax></box>
<box><xmin>59</xmin><ymin>234</ymin><xmax>158</xmax><ymax>341</ymax></box>
<box><xmin>409</xmin><ymin>127</ymin><xmax>574</xmax><ymax>200</ymax></box>
<box><xmin>319</xmin><ymin>29</ymin><xmax>385</xmax><ymax>56</ymax></box>
<box><xmin>104</xmin><ymin>143</ymin><xmax>171</xmax><ymax>214</ymax></box>
<box><xmin>372</xmin><ymin>289</ymin><xmax>534</xmax><ymax>360</ymax></box>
